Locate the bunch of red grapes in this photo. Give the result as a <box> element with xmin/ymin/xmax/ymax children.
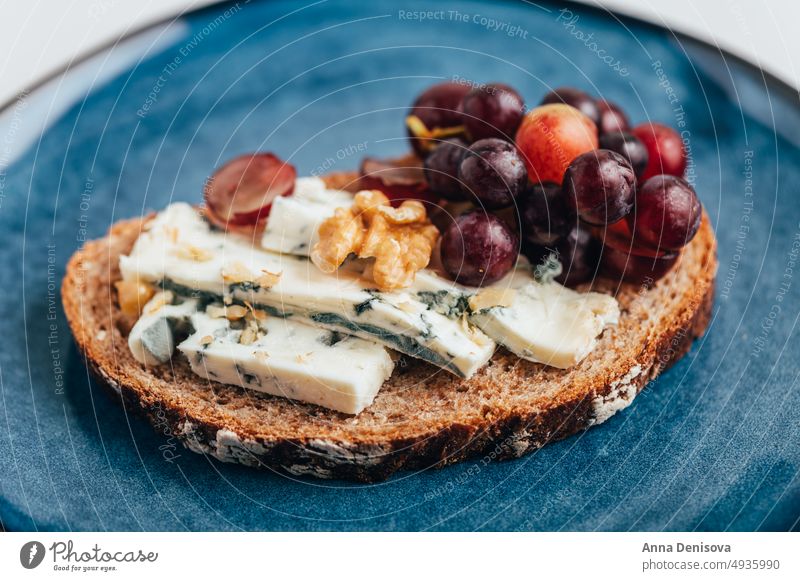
<box><xmin>380</xmin><ymin>81</ymin><xmax>701</xmax><ymax>288</ymax></box>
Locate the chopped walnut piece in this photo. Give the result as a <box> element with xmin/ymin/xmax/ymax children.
<box><xmin>221</xmin><ymin>261</ymin><xmax>253</xmax><ymax>284</ymax></box>
<box><xmin>244</xmin><ymin>301</ymin><xmax>268</xmax><ymax>321</ymax></box>
<box><xmin>313</xmin><ymin>207</ymin><xmax>365</xmax><ymax>273</ymax></box>
<box><xmin>311</xmin><ymin>190</ymin><xmax>439</xmax><ymax>290</ymax></box>
<box><xmin>224</xmin><ymin>305</ymin><xmax>248</xmax><ymax>320</ymax></box>
<box><xmin>371</xmin><ymin>224</ymin><xmax>438</xmax><ymax>290</ymax></box>
<box><xmin>199</xmin><ymin>335</ymin><xmax>213</xmax><ymax>346</ymax></box>
<box><xmin>358</xmin><ymin>211</ymin><xmax>391</xmax><ymax>258</ymax></box>
<box><xmin>115</xmin><ymin>279</ymin><xmax>156</xmax><ymax>318</ymax></box>
<box><xmin>376</xmin><ymin>200</ymin><xmax>427</xmax><ymax>224</ymax></box>
<box><xmin>256</xmin><ymin>269</ymin><xmax>282</xmax><ymax>289</ymax></box>
<box><xmin>239</xmin><ymin>325</ymin><xmax>258</xmax><ymax>345</ymax></box>
<box><xmin>352</xmin><ymin>189</ymin><xmax>389</xmax><ymax>215</ymax></box>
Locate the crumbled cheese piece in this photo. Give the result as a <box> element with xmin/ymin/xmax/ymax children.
<box><xmin>256</xmin><ymin>269</ymin><xmax>282</xmax><ymax>288</ymax></box>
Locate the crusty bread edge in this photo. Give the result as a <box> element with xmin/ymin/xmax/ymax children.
<box><xmin>62</xmin><ymin>202</ymin><xmax>717</xmax><ymax>483</ymax></box>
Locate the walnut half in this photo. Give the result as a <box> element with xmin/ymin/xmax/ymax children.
<box><xmin>311</xmin><ymin>190</ymin><xmax>439</xmax><ymax>290</ymax></box>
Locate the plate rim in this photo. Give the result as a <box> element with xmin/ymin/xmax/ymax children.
<box><xmin>0</xmin><ymin>0</ymin><xmax>796</xmax><ymax>118</ymax></box>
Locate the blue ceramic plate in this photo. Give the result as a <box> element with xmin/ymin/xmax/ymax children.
<box><xmin>1</xmin><ymin>0</ymin><xmax>798</xmax><ymax>531</ymax></box>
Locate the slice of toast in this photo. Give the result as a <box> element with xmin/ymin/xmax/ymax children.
<box><xmin>62</xmin><ymin>173</ymin><xmax>717</xmax><ymax>482</ymax></box>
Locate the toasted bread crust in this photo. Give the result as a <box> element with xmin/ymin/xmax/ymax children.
<box><xmin>62</xmin><ymin>181</ymin><xmax>717</xmax><ymax>482</ymax></box>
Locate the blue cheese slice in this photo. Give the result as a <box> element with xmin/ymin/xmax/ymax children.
<box><xmin>469</xmin><ymin>282</ymin><xmax>620</xmax><ymax>369</ymax></box>
<box><xmin>128</xmin><ymin>293</ymin><xmax>198</xmax><ymax>366</ymax></box>
<box><xmin>261</xmin><ymin>177</ymin><xmax>353</xmax><ymax>256</ymax></box>
<box><xmin>178</xmin><ymin>309</ymin><xmax>394</xmax><ymax>414</ymax></box>
<box><xmin>119</xmin><ymin>203</ymin><xmax>495</xmax><ymax>377</ymax></box>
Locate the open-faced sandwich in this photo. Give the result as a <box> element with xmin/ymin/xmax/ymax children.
<box><xmin>62</xmin><ymin>83</ymin><xmax>717</xmax><ymax>481</ymax></box>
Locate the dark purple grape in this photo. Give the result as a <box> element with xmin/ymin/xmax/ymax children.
<box><xmin>629</xmin><ymin>174</ymin><xmax>701</xmax><ymax>250</ymax></box>
<box><xmin>563</xmin><ymin>149</ymin><xmax>635</xmax><ymax>226</ymax></box>
<box><xmin>519</xmin><ymin>181</ymin><xmax>574</xmax><ymax>246</ymax></box>
<box><xmin>523</xmin><ymin>225</ymin><xmax>599</xmax><ymax>287</ymax></box>
<box><xmin>407</xmin><ymin>82</ymin><xmax>470</xmax><ymax>156</ymax></box>
<box><xmin>541</xmin><ymin>87</ymin><xmax>601</xmax><ymax>127</ymax></box>
<box><xmin>460</xmin><ymin>83</ymin><xmax>525</xmax><ymax>141</ymax></box>
<box><xmin>598</xmin><ymin>132</ymin><xmax>649</xmax><ymax>178</ymax></box>
<box><xmin>440</xmin><ymin>211</ymin><xmax>519</xmax><ymax>286</ymax></box>
<box><xmin>423</xmin><ymin>138</ymin><xmax>468</xmax><ymax>200</ymax></box>
<box><xmin>458</xmin><ymin>138</ymin><xmax>527</xmax><ymax>209</ymax></box>
<box><xmin>596</xmin><ymin>99</ymin><xmax>630</xmax><ymax>135</ymax></box>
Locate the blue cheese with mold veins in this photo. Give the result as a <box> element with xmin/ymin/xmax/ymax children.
<box><xmin>179</xmin><ymin>309</ymin><xmax>394</xmax><ymax>414</ymax></box>
<box><xmin>119</xmin><ymin>203</ymin><xmax>495</xmax><ymax>377</ymax></box>
<box><xmin>261</xmin><ymin>177</ymin><xmax>353</xmax><ymax>256</ymax></box>
<box><xmin>469</xmin><ymin>282</ymin><xmax>620</xmax><ymax>369</ymax></box>
<box><xmin>128</xmin><ymin>294</ymin><xmax>198</xmax><ymax>366</ymax></box>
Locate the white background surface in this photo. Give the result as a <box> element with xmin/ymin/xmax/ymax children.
<box><xmin>1</xmin><ymin>532</ymin><xmax>798</xmax><ymax>580</ymax></box>
<box><xmin>1</xmin><ymin>0</ymin><xmax>799</xmax><ymax>108</ymax></box>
